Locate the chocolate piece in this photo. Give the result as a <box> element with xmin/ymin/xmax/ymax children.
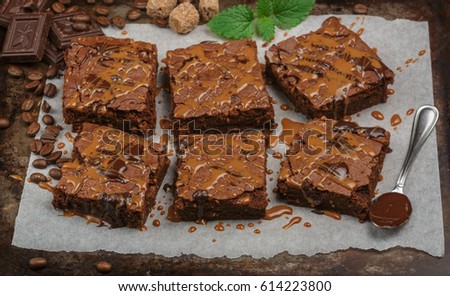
<box><xmin>0</xmin><ymin>13</ymin><xmax>51</xmax><ymax>63</ymax></box>
<box><xmin>164</xmin><ymin>39</ymin><xmax>274</xmax><ymax>135</ymax></box>
<box><xmin>174</xmin><ymin>132</ymin><xmax>268</xmax><ymax>221</ymax></box>
<box><xmin>43</xmin><ymin>39</ymin><xmax>65</xmax><ymax>66</ymax></box>
<box><xmin>0</xmin><ymin>0</ymin><xmax>51</xmax><ymax>14</ymax></box>
<box><xmin>63</xmin><ymin>36</ymin><xmax>158</xmax><ymax>133</ymax></box>
<box><xmin>277</xmin><ymin>118</ymin><xmax>390</xmax><ymax>220</ymax></box>
<box><xmin>265</xmin><ymin>17</ymin><xmax>395</xmax><ymax>119</ymax></box>
<box><xmin>52</xmin><ymin>123</ymin><xmax>170</xmax><ymax>229</ymax></box>
<box><xmin>49</xmin><ymin>12</ymin><xmax>104</xmax><ymax>49</ymax></box>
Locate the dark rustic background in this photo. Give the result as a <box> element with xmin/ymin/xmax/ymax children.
<box><xmin>0</xmin><ymin>0</ymin><xmax>448</xmax><ymax>275</ymax></box>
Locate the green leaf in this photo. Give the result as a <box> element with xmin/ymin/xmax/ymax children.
<box><xmin>207</xmin><ymin>5</ymin><xmax>255</xmax><ymax>40</ymax></box>
<box><xmin>256</xmin><ymin>0</ymin><xmax>272</xmax><ymax>18</ymax></box>
<box><xmin>272</xmin><ymin>0</ymin><xmax>315</xmax><ymax>29</ymax></box>
<box><xmin>256</xmin><ymin>17</ymin><xmax>275</xmax><ymax>41</ymax></box>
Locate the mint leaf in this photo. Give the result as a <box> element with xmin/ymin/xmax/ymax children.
<box><xmin>207</xmin><ymin>5</ymin><xmax>255</xmax><ymax>40</ymax></box>
<box><xmin>272</xmin><ymin>0</ymin><xmax>315</xmax><ymax>29</ymax></box>
<box><xmin>256</xmin><ymin>0</ymin><xmax>272</xmax><ymax>18</ymax></box>
<box><xmin>256</xmin><ymin>17</ymin><xmax>275</xmax><ymax>41</ymax></box>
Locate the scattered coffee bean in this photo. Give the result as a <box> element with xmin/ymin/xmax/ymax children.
<box><xmin>153</xmin><ymin>17</ymin><xmax>168</xmax><ymax>28</ymax></box>
<box><xmin>30</xmin><ymin>139</ymin><xmax>43</xmax><ymax>154</ymax></box>
<box><xmin>28</xmin><ymin>257</ymin><xmax>48</xmax><ymax>270</ymax></box>
<box><xmin>25</xmin><ymin>80</ymin><xmax>41</xmax><ymax>92</ymax></box>
<box><xmin>56</xmin><ymin>158</ymin><xmax>71</xmax><ymax>168</ymax></box>
<box><xmin>111</xmin><ymin>16</ymin><xmax>126</xmax><ymax>29</ymax></box>
<box><xmin>96</xmin><ymin>16</ymin><xmax>110</xmax><ymax>27</ymax></box>
<box><xmin>34</xmin><ymin>82</ymin><xmax>45</xmax><ymax>96</ymax></box>
<box><xmin>95</xmin><ymin>6</ymin><xmax>110</xmax><ymax>16</ymax></box>
<box><xmin>21</xmin><ymin>99</ymin><xmax>35</xmax><ymax>112</ymax></box>
<box><xmin>127</xmin><ymin>8</ymin><xmax>142</xmax><ymax>21</ymax></box>
<box><xmin>73</xmin><ymin>13</ymin><xmax>92</xmax><ymax>23</ymax></box>
<box><xmin>44</xmin><ymin>125</ymin><xmax>61</xmax><ymax>137</ymax></box>
<box><xmin>72</xmin><ymin>22</ymin><xmax>89</xmax><ymax>31</ymax></box>
<box><xmin>41</xmin><ymin>133</ymin><xmax>57</xmax><ymax>143</ymax></box>
<box><xmin>96</xmin><ymin>261</ymin><xmax>112</xmax><ymax>273</ymax></box>
<box><xmin>44</xmin><ymin>83</ymin><xmax>57</xmax><ymax>98</ymax></box>
<box><xmin>353</xmin><ymin>4</ymin><xmax>368</xmax><ymax>14</ymax></box>
<box><xmin>52</xmin><ymin>2</ymin><xmax>66</xmax><ymax>14</ymax></box>
<box><xmin>46</xmin><ymin>65</ymin><xmax>59</xmax><ymax>79</ymax></box>
<box><xmin>42</xmin><ymin>101</ymin><xmax>51</xmax><ymax>113</ymax></box>
<box><xmin>40</xmin><ymin>143</ymin><xmax>55</xmax><ymax>156</ymax></box>
<box><xmin>0</xmin><ymin>117</ymin><xmax>10</xmax><ymax>129</ymax></box>
<box><xmin>27</xmin><ymin>122</ymin><xmax>41</xmax><ymax>137</ymax></box>
<box><xmin>42</xmin><ymin>114</ymin><xmax>55</xmax><ymax>126</ymax></box>
<box><xmin>103</xmin><ymin>0</ymin><xmax>114</xmax><ymax>5</ymax></box>
<box><xmin>58</xmin><ymin>0</ymin><xmax>72</xmax><ymax>5</ymax></box>
<box><xmin>86</xmin><ymin>0</ymin><xmax>96</xmax><ymax>4</ymax></box>
<box><xmin>7</xmin><ymin>65</ymin><xmax>23</xmax><ymax>78</ymax></box>
<box><xmin>49</xmin><ymin>168</ymin><xmax>62</xmax><ymax>180</ymax></box>
<box><xmin>30</xmin><ymin>173</ymin><xmax>47</xmax><ymax>184</ymax></box>
<box><xmin>65</xmin><ymin>5</ymin><xmax>80</xmax><ymax>13</ymax></box>
<box><xmin>32</xmin><ymin>159</ymin><xmax>48</xmax><ymax>169</ymax></box>
<box><xmin>46</xmin><ymin>151</ymin><xmax>62</xmax><ymax>163</ymax></box>
<box><xmin>132</xmin><ymin>0</ymin><xmax>146</xmax><ymax>10</ymax></box>
<box><xmin>27</xmin><ymin>70</ymin><xmax>44</xmax><ymax>81</ymax></box>
<box><xmin>22</xmin><ymin>112</ymin><xmax>35</xmax><ymax>124</ymax></box>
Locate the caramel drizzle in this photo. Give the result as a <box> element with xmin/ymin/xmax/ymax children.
<box><xmin>166</xmin><ymin>40</ymin><xmax>271</xmax><ymax>118</ymax></box>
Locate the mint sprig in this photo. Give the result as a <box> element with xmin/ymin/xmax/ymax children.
<box><xmin>208</xmin><ymin>0</ymin><xmax>315</xmax><ymax>42</ymax></box>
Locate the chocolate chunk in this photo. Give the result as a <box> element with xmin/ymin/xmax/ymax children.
<box><xmin>95</xmin><ymin>16</ymin><xmax>110</xmax><ymax>27</ymax></box>
<box><xmin>0</xmin><ymin>0</ymin><xmax>50</xmax><ymax>14</ymax></box>
<box><xmin>32</xmin><ymin>159</ymin><xmax>48</xmax><ymax>169</ymax></box>
<box><xmin>44</xmin><ymin>83</ymin><xmax>57</xmax><ymax>98</ymax></box>
<box><xmin>34</xmin><ymin>82</ymin><xmax>45</xmax><ymax>96</ymax></box>
<box><xmin>42</xmin><ymin>100</ymin><xmax>51</xmax><ymax>113</ymax></box>
<box><xmin>49</xmin><ymin>168</ymin><xmax>62</xmax><ymax>180</ymax></box>
<box><xmin>43</xmin><ymin>39</ymin><xmax>65</xmax><ymax>66</ymax></box>
<box><xmin>27</xmin><ymin>70</ymin><xmax>44</xmax><ymax>81</ymax></box>
<box><xmin>94</xmin><ymin>6</ymin><xmax>110</xmax><ymax>16</ymax></box>
<box><xmin>28</xmin><ymin>257</ymin><xmax>48</xmax><ymax>270</ymax></box>
<box><xmin>111</xmin><ymin>16</ymin><xmax>125</xmax><ymax>29</ymax></box>
<box><xmin>39</xmin><ymin>143</ymin><xmax>55</xmax><ymax>156</ymax></box>
<box><xmin>0</xmin><ymin>117</ymin><xmax>10</xmax><ymax>129</ymax></box>
<box><xmin>21</xmin><ymin>99</ymin><xmax>35</xmax><ymax>112</ymax></box>
<box><xmin>30</xmin><ymin>139</ymin><xmax>43</xmax><ymax>154</ymax></box>
<box><xmin>0</xmin><ymin>13</ymin><xmax>51</xmax><ymax>63</ymax></box>
<box><xmin>7</xmin><ymin>65</ymin><xmax>23</xmax><ymax>78</ymax></box>
<box><xmin>30</xmin><ymin>173</ymin><xmax>47</xmax><ymax>184</ymax></box>
<box><xmin>42</xmin><ymin>114</ymin><xmax>55</xmax><ymax>126</ymax></box>
<box><xmin>127</xmin><ymin>8</ymin><xmax>142</xmax><ymax>21</ymax></box>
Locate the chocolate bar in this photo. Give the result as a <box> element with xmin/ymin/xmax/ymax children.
<box><xmin>0</xmin><ymin>0</ymin><xmax>51</xmax><ymax>14</ymax></box>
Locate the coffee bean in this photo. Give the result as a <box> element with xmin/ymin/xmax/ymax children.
<box><xmin>86</xmin><ymin>0</ymin><xmax>96</xmax><ymax>4</ymax></box>
<box><xmin>65</xmin><ymin>5</ymin><xmax>80</xmax><ymax>13</ymax></box>
<box><xmin>30</xmin><ymin>139</ymin><xmax>43</xmax><ymax>154</ymax></box>
<box><xmin>72</xmin><ymin>13</ymin><xmax>92</xmax><ymax>23</ymax></box>
<box><xmin>111</xmin><ymin>16</ymin><xmax>126</xmax><ymax>29</ymax></box>
<box><xmin>28</xmin><ymin>70</ymin><xmax>44</xmax><ymax>81</ymax></box>
<box><xmin>153</xmin><ymin>17</ymin><xmax>168</xmax><ymax>28</ymax></box>
<box><xmin>30</xmin><ymin>173</ymin><xmax>47</xmax><ymax>184</ymax></box>
<box><xmin>40</xmin><ymin>143</ymin><xmax>54</xmax><ymax>156</ymax></box>
<box><xmin>96</xmin><ymin>261</ymin><xmax>112</xmax><ymax>273</ymax></box>
<box><xmin>103</xmin><ymin>0</ymin><xmax>114</xmax><ymax>5</ymax></box>
<box><xmin>21</xmin><ymin>99</ymin><xmax>35</xmax><ymax>112</ymax></box>
<box><xmin>44</xmin><ymin>83</ymin><xmax>57</xmax><ymax>98</ymax></box>
<box><xmin>32</xmin><ymin>159</ymin><xmax>48</xmax><ymax>169</ymax></box>
<box><xmin>52</xmin><ymin>2</ymin><xmax>66</xmax><ymax>14</ymax></box>
<box><xmin>58</xmin><ymin>0</ymin><xmax>72</xmax><ymax>5</ymax></box>
<box><xmin>25</xmin><ymin>80</ymin><xmax>40</xmax><ymax>92</ymax></box>
<box><xmin>0</xmin><ymin>117</ymin><xmax>10</xmax><ymax>129</ymax></box>
<box><xmin>56</xmin><ymin>158</ymin><xmax>71</xmax><ymax>168</ymax></box>
<box><xmin>7</xmin><ymin>65</ymin><xmax>23</xmax><ymax>78</ymax></box>
<box><xmin>27</xmin><ymin>122</ymin><xmax>41</xmax><ymax>137</ymax></box>
<box><xmin>46</xmin><ymin>151</ymin><xmax>62</xmax><ymax>163</ymax></box>
<box><xmin>22</xmin><ymin>112</ymin><xmax>35</xmax><ymax>124</ymax></box>
<box><xmin>127</xmin><ymin>8</ymin><xmax>141</xmax><ymax>21</ymax></box>
<box><xmin>95</xmin><ymin>6</ymin><xmax>110</xmax><ymax>16</ymax></box>
<box><xmin>34</xmin><ymin>82</ymin><xmax>45</xmax><ymax>96</ymax></box>
<box><xmin>28</xmin><ymin>257</ymin><xmax>48</xmax><ymax>270</ymax></box>
<box><xmin>46</xmin><ymin>65</ymin><xmax>59</xmax><ymax>79</ymax></box>
<box><xmin>96</xmin><ymin>16</ymin><xmax>110</xmax><ymax>27</ymax></box>
<box><xmin>353</xmin><ymin>4</ymin><xmax>368</xmax><ymax>14</ymax></box>
<box><xmin>132</xmin><ymin>0</ymin><xmax>146</xmax><ymax>10</ymax></box>
<box><xmin>49</xmin><ymin>168</ymin><xmax>62</xmax><ymax>180</ymax></box>
<box><xmin>44</xmin><ymin>125</ymin><xmax>61</xmax><ymax>137</ymax></box>
<box><xmin>42</xmin><ymin>101</ymin><xmax>51</xmax><ymax>113</ymax></box>
<box><xmin>72</xmin><ymin>22</ymin><xmax>89</xmax><ymax>31</ymax></box>
<box><xmin>42</xmin><ymin>114</ymin><xmax>55</xmax><ymax>126</ymax></box>
<box><xmin>41</xmin><ymin>133</ymin><xmax>57</xmax><ymax>143</ymax></box>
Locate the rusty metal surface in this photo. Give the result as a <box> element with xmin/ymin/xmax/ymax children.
<box><xmin>0</xmin><ymin>0</ymin><xmax>448</xmax><ymax>275</ymax></box>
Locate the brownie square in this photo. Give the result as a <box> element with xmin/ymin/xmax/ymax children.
<box><xmin>173</xmin><ymin>132</ymin><xmax>268</xmax><ymax>221</ymax></box>
<box><xmin>265</xmin><ymin>17</ymin><xmax>395</xmax><ymax>119</ymax></box>
<box><xmin>63</xmin><ymin>36</ymin><xmax>158</xmax><ymax>133</ymax></box>
<box><xmin>164</xmin><ymin>39</ymin><xmax>274</xmax><ymax>135</ymax></box>
<box><xmin>277</xmin><ymin>118</ymin><xmax>390</xmax><ymax>220</ymax></box>
<box><xmin>52</xmin><ymin>123</ymin><xmax>169</xmax><ymax>229</ymax></box>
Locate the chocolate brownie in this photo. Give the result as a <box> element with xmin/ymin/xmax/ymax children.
<box><xmin>173</xmin><ymin>132</ymin><xmax>268</xmax><ymax>221</ymax></box>
<box><xmin>265</xmin><ymin>17</ymin><xmax>394</xmax><ymax>119</ymax></box>
<box><xmin>164</xmin><ymin>39</ymin><xmax>274</xmax><ymax>135</ymax></box>
<box><xmin>277</xmin><ymin>118</ymin><xmax>390</xmax><ymax>220</ymax></box>
<box><xmin>52</xmin><ymin>123</ymin><xmax>169</xmax><ymax>229</ymax></box>
<box><xmin>63</xmin><ymin>36</ymin><xmax>158</xmax><ymax>133</ymax></box>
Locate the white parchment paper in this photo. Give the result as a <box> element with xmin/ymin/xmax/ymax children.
<box><xmin>12</xmin><ymin>15</ymin><xmax>444</xmax><ymax>257</ymax></box>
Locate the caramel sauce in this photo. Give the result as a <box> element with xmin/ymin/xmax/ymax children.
<box><xmin>236</xmin><ymin>224</ymin><xmax>245</xmax><ymax>230</ymax></box>
<box><xmin>159</xmin><ymin>119</ymin><xmax>172</xmax><ymax>130</ymax></box>
<box><xmin>63</xmin><ymin>150</ymin><xmax>68</xmax><ymax>154</ymax></box>
<box><xmin>356</xmin><ymin>28</ymin><xmax>364</xmax><ymax>35</ymax></box>
<box><xmin>387</xmin><ymin>89</ymin><xmax>395</xmax><ymax>95</ymax></box>
<box><xmin>406</xmin><ymin>108</ymin><xmax>415</xmax><ymax>116</ymax></box>
<box><xmin>280</xmin><ymin>104</ymin><xmax>290</xmax><ymax>111</ymax></box>
<box><xmin>349</xmin><ymin>22</ymin><xmax>356</xmax><ymax>30</ymax></box>
<box><xmin>323</xmin><ymin>210</ymin><xmax>341</xmax><ymax>220</ymax></box>
<box><xmin>121</xmin><ymin>30</ymin><xmax>128</xmax><ymax>35</ymax></box>
<box><xmin>266</xmin><ymin>169</ymin><xmax>273</xmax><ymax>175</ymax></box>
<box><xmin>371</xmin><ymin>110</ymin><xmax>384</xmax><ymax>121</ymax></box>
<box><xmin>212</xmin><ymin>239</ymin><xmax>216</xmax><ymax>243</ymax></box>
<box><xmin>390</xmin><ymin>114</ymin><xmax>402</xmax><ymax>127</ymax></box>
<box><xmin>196</xmin><ymin>219</ymin><xmax>207</xmax><ymax>225</ymax></box>
<box><xmin>378</xmin><ymin>174</ymin><xmax>383</xmax><ymax>181</ymax></box>
<box><xmin>38</xmin><ymin>182</ymin><xmax>53</xmax><ymax>192</ymax></box>
<box><xmin>152</xmin><ymin>219</ymin><xmax>160</xmax><ymax>227</ymax></box>
<box><xmin>254</xmin><ymin>229</ymin><xmax>261</xmax><ymax>234</ymax></box>
<box><xmin>283</xmin><ymin>32</ymin><xmax>288</xmax><ymax>37</ymax></box>
<box><xmin>9</xmin><ymin>174</ymin><xmax>24</xmax><ymax>182</ymax></box>
<box><xmin>396</xmin><ymin>66</ymin><xmax>403</xmax><ymax>72</ymax></box>
<box><xmin>157</xmin><ymin>205</ymin><xmax>164</xmax><ymax>211</ymax></box>
<box><xmin>304</xmin><ymin>222</ymin><xmax>312</xmax><ymax>228</ymax></box>
<box><xmin>419</xmin><ymin>50</ymin><xmax>426</xmax><ymax>56</ymax></box>
<box><xmin>57</xmin><ymin>142</ymin><xmax>65</xmax><ymax>149</ymax></box>
<box><xmin>160</xmin><ymin>211</ymin><xmax>165</xmax><ymax>215</ymax></box>
<box><xmin>247</xmin><ymin>223</ymin><xmax>254</xmax><ymax>228</ymax></box>
<box><xmin>282</xmin><ymin>216</ymin><xmax>302</xmax><ymax>229</ymax></box>
<box><xmin>262</xmin><ymin>41</ymin><xmax>270</xmax><ymax>47</ymax></box>
<box><xmin>214</xmin><ymin>223</ymin><xmax>225</xmax><ymax>232</ymax></box>
<box><xmin>63</xmin><ymin>211</ymin><xmax>102</xmax><ymax>225</ymax></box>
<box><xmin>280</xmin><ymin>118</ymin><xmax>303</xmax><ymax>146</ymax></box>
<box><xmin>264</xmin><ymin>205</ymin><xmax>293</xmax><ymax>220</ymax></box>
<box><xmin>372</xmin><ymin>47</ymin><xmax>378</xmax><ymax>54</ymax></box>
<box><xmin>269</xmin><ymin>135</ymin><xmax>279</xmax><ymax>148</ymax></box>
<box><xmin>188</xmin><ymin>226</ymin><xmax>197</xmax><ymax>233</ymax></box>
<box><xmin>65</xmin><ymin>132</ymin><xmax>74</xmax><ymax>142</ymax></box>
<box><xmin>167</xmin><ymin>205</ymin><xmax>182</xmax><ymax>222</ymax></box>
<box><xmin>272</xmin><ymin>152</ymin><xmax>283</xmax><ymax>159</ymax></box>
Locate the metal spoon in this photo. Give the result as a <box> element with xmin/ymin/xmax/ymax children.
<box><xmin>369</xmin><ymin>105</ymin><xmax>439</xmax><ymax>229</ymax></box>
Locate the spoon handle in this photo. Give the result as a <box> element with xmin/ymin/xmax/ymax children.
<box><xmin>394</xmin><ymin>105</ymin><xmax>439</xmax><ymax>192</ymax></box>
